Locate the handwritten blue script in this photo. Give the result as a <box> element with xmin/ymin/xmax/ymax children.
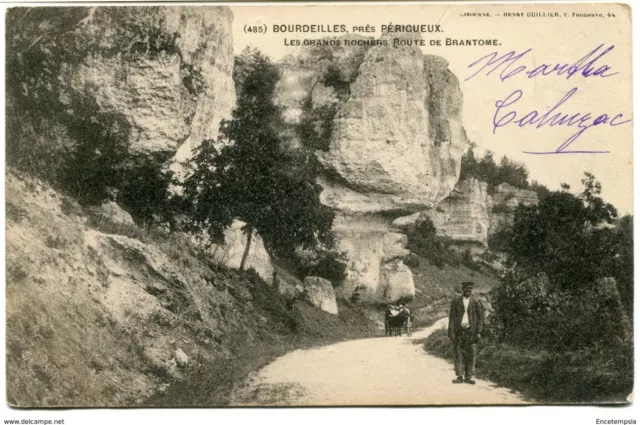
<box><xmin>466</xmin><ymin>44</ymin><xmax>618</xmax><ymax>82</ymax></box>
<box><xmin>493</xmin><ymin>87</ymin><xmax>631</xmax><ymax>154</ymax></box>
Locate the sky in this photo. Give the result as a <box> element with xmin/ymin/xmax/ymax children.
<box><xmin>230</xmin><ymin>4</ymin><xmax>633</xmax><ymax>215</ymax></box>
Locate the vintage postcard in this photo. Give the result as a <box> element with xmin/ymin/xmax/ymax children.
<box><xmin>3</xmin><ymin>2</ymin><xmax>633</xmax><ymax>411</ymax></box>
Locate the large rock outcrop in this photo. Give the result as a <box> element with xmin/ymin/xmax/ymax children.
<box><xmin>276</xmin><ymin>34</ymin><xmax>468</xmax><ymax>303</ymax></box>
<box><xmin>489</xmin><ymin>182</ymin><xmax>539</xmax><ymax>236</ymax></box>
<box><xmin>401</xmin><ymin>179</ymin><xmax>539</xmax><ymax>252</ymax></box>
<box><xmin>8</xmin><ymin>6</ymin><xmax>236</xmax><ymax>171</ymax></box>
<box><xmin>417</xmin><ymin>178</ymin><xmax>492</xmax><ymax>253</ymax></box>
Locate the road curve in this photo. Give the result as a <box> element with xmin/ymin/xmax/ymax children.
<box><xmin>230</xmin><ymin>318</ymin><xmax>528</xmax><ymax>406</ymax></box>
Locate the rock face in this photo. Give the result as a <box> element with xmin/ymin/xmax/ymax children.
<box><xmin>489</xmin><ymin>183</ymin><xmax>539</xmax><ymax>236</ymax></box>
<box><xmin>409</xmin><ymin>179</ymin><xmax>538</xmax><ymax>251</ymax></box>
<box><xmin>276</xmin><ymin>35</ymin><xmax>468</xmax><ymax>303</ymax></box>
<box><xmin>302</xmin><ymin>277</ymin><xmax>339</xmax><ymax>315</ymax></box>
<box><xmin>423</xmin><ymin>178</ymin><xmax>491</xmax><ymax>252</ymax></box>
<box><xmin>209</xmin><ymin>220</ymin><xmax>275</xmax><ymax>285</ymax></box>
<box><xmin>10</xmin><ymin>6</ymin><xmax>236</xmax><ymax>171</ymax></box>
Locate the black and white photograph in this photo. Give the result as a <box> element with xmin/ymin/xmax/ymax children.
<box><xmin>3</xmin><ymin>2</ymin><xmax>634</xmax><ymax>413</ymax></box>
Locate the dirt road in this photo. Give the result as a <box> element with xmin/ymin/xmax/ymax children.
<box><xmin>230</xmin><ymin>318</ymin><xmax>527</xmax><ymax>406</ymax></box>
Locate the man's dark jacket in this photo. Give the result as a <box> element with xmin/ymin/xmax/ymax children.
<box><xmin>448</xmin><ymin>295</ymin><xmax>485</xmax><ymax>340</ymax></box>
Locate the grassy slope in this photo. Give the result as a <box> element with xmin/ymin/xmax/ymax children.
<box><xmin>5</xmin><ymin>169</ymin><xmax>376</xmax><ymax>407</ymax></box>
<box><xmin>144</xmin><ymin>299</ymin><xmax>376</xmax><ymax>407</ymax></box>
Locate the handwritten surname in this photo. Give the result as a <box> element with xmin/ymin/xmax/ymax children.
<box><xmin>492</xmin><ymin>87</ymin><xmax>631</xmax><ymax>154</ymax></box>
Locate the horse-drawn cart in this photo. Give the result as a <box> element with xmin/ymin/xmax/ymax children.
<box><xmin>384</xmin><ymin>305</ymin><xmax>412</xmax><ymax>336</ymax></box>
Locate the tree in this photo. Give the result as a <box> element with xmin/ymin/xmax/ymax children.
<box><xmin>506</xmin><ymin>173</ymin><xmax>618</xmax><ymax>291</ymax></box>
<box><xmin>180</xmin><ymin>47</ymin><xmax>336</xmax><ymax>269</ymax></box>
<box><xmin>609</xmin><ymin>215</ymin><xmax>633</xmax><ymax>315</ymax></box>
<box><xmin>496</xmin><ymin>156</ymin><xmax>529</xmax><ymax>189</ymax></box>
<box><xmin>459</xmin><ymin>145</ymin><xmax>535</xmax><ymax>193</ymax></box>
<box><xmin>459</xmin><ymin>143</ymin><xmax>478</xmax><ymax>182</ymax></box>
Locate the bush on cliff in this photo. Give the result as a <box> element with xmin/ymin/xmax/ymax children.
<box><xmin>506</xmin><ymin>173</ymin><xmax>619</xmax><ymax>291</ymax></box>
<box><xmin>424</xmin><ymin>327</ymin><xmax>632</xmax><ymax>403</ymax></box>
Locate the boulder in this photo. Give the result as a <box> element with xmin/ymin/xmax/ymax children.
<box><xmin>303</xmin><ymin>276</ymin><xmax>339</xmax><ymax>315</ymax></box>
<box><xmin>87</xmin><ymin>201</ymin><xmax>136</xmax><ymax>227</ymax></box>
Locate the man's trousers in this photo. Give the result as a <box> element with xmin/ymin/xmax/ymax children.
<box><xmin>453</xmin><ymin>328</ymin><xmax>477</xmax><ymax>378</ymax></box>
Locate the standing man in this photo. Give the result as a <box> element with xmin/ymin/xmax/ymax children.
<box><xmin>448</xmin><ymin>281</ymin><xmax>485</xmax><ymax>384</ymax></box>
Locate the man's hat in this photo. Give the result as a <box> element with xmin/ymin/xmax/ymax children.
<box><xmin>461</xmin><ymin>281</ymin><xmax>475</xmax><ymax>288</ymax></box>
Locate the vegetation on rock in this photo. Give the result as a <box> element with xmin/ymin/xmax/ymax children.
<box><xmin>460</xmin><ymin>144</ymin><xmax>538</xmax><ymax>194</ymax></box>
<box><xmin>179</xmin><ymin>47</ymin><xmax>345</xmax><ymax>280</ymax></box>
<box><xmin>5</xmin><ymin>7</ymin><xmax>180</xmax><ymax>213</ymax></box>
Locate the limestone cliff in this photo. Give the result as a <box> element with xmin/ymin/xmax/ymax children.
<box><xmin>403</xmin><ymin>179</ymin><xmax>539</xmax><ymax>252</ymax></box>
<box><xmin>7</xmin><ymin>6</ymin><xmax>236</xmax><ymax>171</ymax></box>
<box><xmin>423</xmin><ymin>178</ymin><xmax>491</xmax><ymax>252</ymax></box>
<box><xmin>276</xmin><ymin>35</ymin><xmax>468</xmax><ymax>303</ymax></box>
<box><xmin>489</xmin><ymin>182</ymin><xmax>539</xmax><ymax>236</ymax></box>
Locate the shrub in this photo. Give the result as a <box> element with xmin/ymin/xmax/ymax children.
<box><xmin>406</xmin><ymin>218</ymin><xmax>459</xmax><ymax>268</ymax></box>
<box><xmin>491</xmin><ymin>203</ymin><xmax>512</xmax><ymax>214</ymax></box>
<box><xmin>487</xmin><ymin>229</ymin><xmax>512</xmax><ymax>252</ymax></box>
<box><xmin>459</xmin><ymin>144</ymin><xmax>538</xmax><ymax>193</ymax></box>
<box><xmin>506</xmin><ymin>174</ymin><xmax>618</xmax><ymax>291</ymax></box>
<box><xmin>403</xmin><ymin>252</ymin><xmax>420</xmax><ymax>268</ymax></box>
<box><xmin>461</xmin><ymin>248</ymin><xmax>481</xmax><ymax>271</ymax></box>
<box><xmin>117</xmin><ymin>152</ymin><xmax>176</xmax><ymax>227</ymax></box>
<box><xmin>294</xmin><ymin>246</ymin><xmax>348</xmax><ymax>286</ymax></box>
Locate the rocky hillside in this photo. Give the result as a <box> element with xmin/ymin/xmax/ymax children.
<box><xmin>276</xmin><ymin>33</ymin><xmax>468</xmax><ymax>304</ymax></box>
<box><xmin>7</xmin><ymin>8</ymin><xmax>475</xmax><ymax>307</ymax></box>
<box><xmin>5</xmin><ymin>169</ymin><xmax>376</xmax><ymax>407</ymax></box>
